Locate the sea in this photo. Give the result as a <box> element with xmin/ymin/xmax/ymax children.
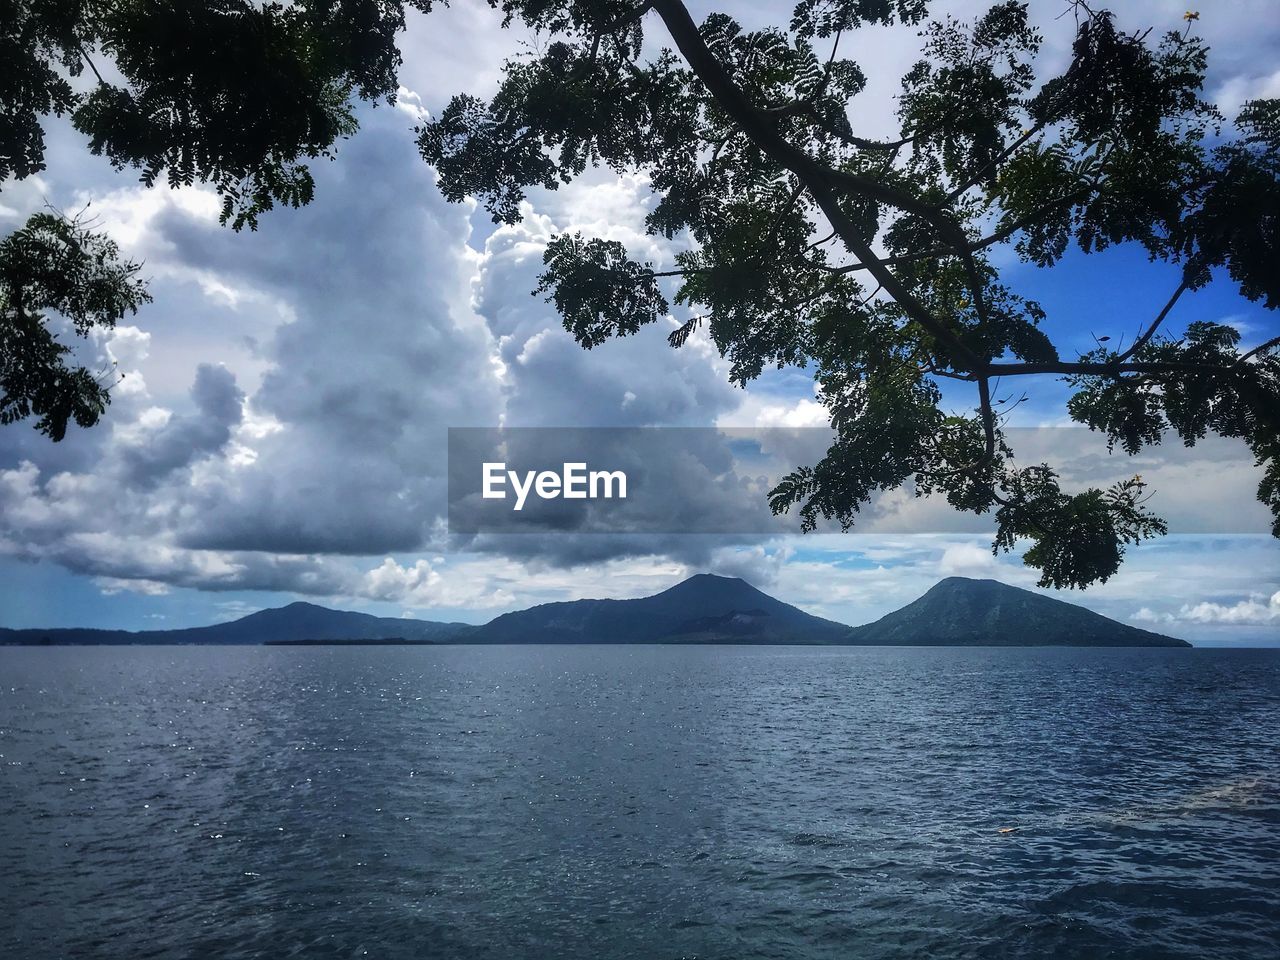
<box><xmin>1</xmin><ymin>644</ymin><xmax>1277</xmax><ymax>959</ymax></box>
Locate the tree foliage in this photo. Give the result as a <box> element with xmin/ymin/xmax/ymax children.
<box><xmin>4</xmin><ymin>0</ymin><xmax>439</xmax><ymax>228</ymax></box>
<box><xmin>1</xmin><ymin>0</ymin><xmax>433</xmax><ymax>436</ymax></box>
<box><xmin>418</xmin><ymin>0</ymin><xmax>1280</xmax><ymax>588</ymax></box>
<box><xmin>0</xmin><ymin>211</ymin><xmax>149</xmax><ymax>439</ymax></box>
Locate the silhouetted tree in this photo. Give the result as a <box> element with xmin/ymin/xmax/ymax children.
<box><xmin>1</xmin><ymin>0</ymin><xmax>434</xmax><ymax>436</ymax></box>
<box><xmin>419</xmin><ymin>0</ymin><xmax>1280</xmax><ymax>587</ymax></box>
<box><xmin>0</xmin><ymin>211</ymin><xmax>149</xmax><ymax>439</ymax></box>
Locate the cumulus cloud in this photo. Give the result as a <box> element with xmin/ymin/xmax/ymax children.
<box><xmin>1134</xmin><ymin>592</ymin><xmax>1280</xmax><ymax>626</ymax></box>
<box><xmin>0</xmin><ymin>104</ymin><xmax>763</xmax><ymax>593</ymax></box>
<box><xmin>120</xmin><ymin>364</ymin><xmax>244</xmax><ymax>488</ymax></box>
<box><xmin>0</xmin><ymin>105</ymin><xmax>504</xmax><ymax>587</ymax></box>
<box><xmin>706</xmin><ymin>544</ymin><xmax>792</xmax><ymax>587</ymax></box>
<box><xmin>474</xmin><ymin>184</ymin><xmax>739</xmax><ymax>430</ymax></box>
<box><xmin>1214</xmin><ymin>67</ymin><xmax>1280</xmax><ymax>118</ymax></box>
<box><xmin>938</xmin><ymin>542</ymin><xmax>1002</xmax><ymax>579</ymax></box>
<box><xmin>362</xmin><ymin>557</ymin><xmax>518</xmax><ymax>609</ymax></box>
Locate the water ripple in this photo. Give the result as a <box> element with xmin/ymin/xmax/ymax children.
<box><xmin>1</xmin><ymin>645</ymin><xmax>1277</xmax><ymax>959</ymax></box>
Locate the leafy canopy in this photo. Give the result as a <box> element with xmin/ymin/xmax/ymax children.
<box><xmin>418</xmin><ymin>0</ymin><xmax>1280</xmax><ymax>588</ymax></box>
<box><xmin>1</xmin><ymin>0</ymin><xmax>434</xmax><ymax>435</ymax></box>
<box><xmin>0</xmin><ymin>211</ymin><xmax>149</xmax><ymax>440</ymax></box>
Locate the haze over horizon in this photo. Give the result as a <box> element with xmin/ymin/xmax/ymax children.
<box><xmin>1</xmin><ymin>1</ymin><xmax>1277</xmax><ymax>646</ymax></box>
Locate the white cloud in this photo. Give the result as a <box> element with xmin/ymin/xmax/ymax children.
<box><xmin>938</xmin><ymin>542</ymin><xmax>1002</xmax><ymax>578</ymax></box>
<box><xmin>472</xmin><ymin>184</ymin><xmax>739</xmax><ymax>430</ymax></box>
<box><xmin>719</xmin><ymin>394</ymin><xmax>830</xmax><ymax>429</ymax></box>
<box><xmin>1135</xmin><ymin>592</ymin><xmax>1280</xmax><ymax>626</ymax></box>
<box><xmin>1215</xmin><ymin>68</ymin><xmax>1280</xmax><ymax>118</ymax></box>
<box><xmin>94</xmin><ymin>577</ymin><xmax>171</xmax><ymax>597</ymax></box>
<box><xmin>363</xmin><ymin>557</ymin><xmax>518</xmax><ymax>609</ymax></box>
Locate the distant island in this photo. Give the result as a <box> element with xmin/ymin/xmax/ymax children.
<box><xmin>848</xmin><ymin>577</ymin><xmax>1190</xmax><ymax>647</ymax></box>
<box><xmin>0</xmin><ymin>603</ymin><xmax>470</xmax><ymax>646</ymax></box>
<box><xmin>0</xmin><ymin>574</ymin><xmax>1191</xmax><ymax>647</ymax></box>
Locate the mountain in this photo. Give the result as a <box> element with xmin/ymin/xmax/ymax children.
<box><xmin>0</xmin><ymin>575</ymin><xmax>1191</xmax><ymax>647</ymax></box>
<box><xmin>467</xmin><ymin>573</ymin><xmax>850</xmax><ymax>644</ymax></box>
<box><xmin>844</xmin><ymin>577</ymin><xmax>1190</xmax><ymax>647</ymax></box>
<box><xmin>0</xmin><ymin>602</ymin><xmax>475</xmax><ymax>646</ymax></box>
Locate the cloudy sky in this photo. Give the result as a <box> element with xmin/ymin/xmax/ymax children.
<box><xmin>1</xmin><ymin>1</ymin><xmax>1278</xmax><ymax>645</ymax></box>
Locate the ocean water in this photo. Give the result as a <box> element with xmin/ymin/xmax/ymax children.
<box><xmin>1</xmin><ymin>645</ymin><xmax>1277</xmax><ymax>960</ymax></box>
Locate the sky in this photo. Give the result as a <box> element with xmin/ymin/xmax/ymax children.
<box><xmin>1</xmin><ymin>0</ymin><xmax>1278</xmax><ymax>646</ymax></box>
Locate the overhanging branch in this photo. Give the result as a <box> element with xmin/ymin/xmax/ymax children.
<box><xmin>1114</xmin><ymin>277</ymin><xmax>1190</xmax><ymax>363</ymax></box>
<box><xmin>650</xmin><ymin>0</ymin><xmax>987</xmax><ymax>372</ymax></box>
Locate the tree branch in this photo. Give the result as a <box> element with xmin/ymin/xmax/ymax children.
<box><xmin>1114</xmin><ymin>277</ymin><xmax>1190</xmax><ymax>363</ymax></box>
<box><xmin>763</xmin><ymin>180</ymin><xmax>806</xmax><ymax>246</ymax></box>
<box><xmin>970</xmin><ymin>186</ymin><xmax>1095</xmax><ymax>252</ymax></box>
<box><xmin>650</xmin><ymin>0</ymin><xmax>986</xmax><ymax>372</ymax></box>
<box><xmin>593</xmin><ymin>1</ymin><xmax>655</xmax><ymax>35</ymax></box>
<box><xmin>1237</xmin><ymin>335</ymin><xmax>1280</xmax><ymax>366</ymax></box>
<box><xmin>642</xmin><ymin>267</ymin><xmax>707</xmax><ymax>278</ymax></box>
<box><xmin>652</xmin><ymin>4</ymin><xmax>968</xmax><ymax>241</ymax></box>
<box><xmin>77</xmin><ymin>43</ymin><xmax>106</xmax><ymax>85</ymax></box>
<box><xmin>944</xmin><ymin>121</ymin><xmax>1045</xmax><ymax>204</ymax></box>
<box><xmin>919</xmin><ymin>377</ymin><xmax>999</xmax><ymax>479</ymax></box>
<box><xmin>988</xmin><ymin>359</ymin><xmax>1241</xmax><ymax>377</ymax></box>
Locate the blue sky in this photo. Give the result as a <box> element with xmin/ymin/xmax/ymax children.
<box><xmin>0</xmin><ymin>1</ymin><xmax>1277</xmax><ymax>646</ymax></box>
